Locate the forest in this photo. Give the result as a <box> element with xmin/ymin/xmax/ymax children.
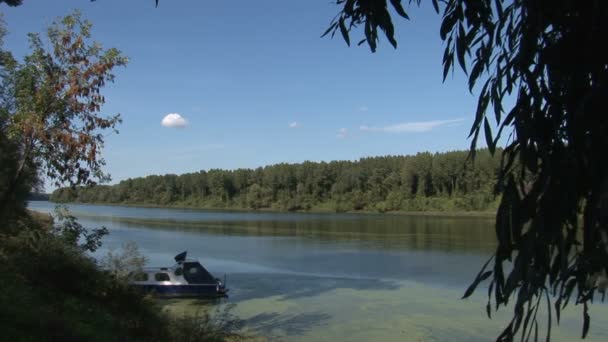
<box><xmin>52</xmin><ymin>149</ymin><xmax>502</xmax><ymax>213</ymax></box>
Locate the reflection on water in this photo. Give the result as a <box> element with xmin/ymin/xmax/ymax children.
<box><xmin>27</xmin><ymin>201</ymin><xmax>608</xmax><ymax>341</ymax></box>
<box><xmin>30</xmin><ymin>201</ymin><xmax>497</xmax><ymax>254</ymax></box>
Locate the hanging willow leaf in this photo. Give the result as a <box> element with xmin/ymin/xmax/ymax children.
<box><xmin>456</xmin><ymin>23</ymin><xmax>467</xmax><ymax>73</ymax></box>
<box><xmin>339</xmin><ymin>17</ymin><xmax>350</xmax><ymax>46</ymax></box>
<box><xmin>321</xmin><ymin>22</ymin><xmax>338</xmax><ymax>38</ymax></box>
<box><xmin>484</xmin><ymin>117</ymin><xmax>494</xmax><ymax>154</ymax></box>
<box><xmin>364</xmin><ymin>19</ymin><xmax>376</xmax><ymax>52</ymax></box>
<box><xmin>555</xmin><ymin>297</ymin><xmax>562</xmax><ymax>324</ymax></box>
<box><xmin>390</xmin><ymin>0</ymin><xmax>409</xmax><ymax>19</ymax></box>
<box><xmin>383</xmin><ymin>17</ymin><xmax>398</xmax><ymax>48</ymax></box>
<box><xmin>463</xmin><ymin>270</ymin><xmax>492</xmax><ymax>299</ymax></box>
<box><xmin>440</xmin><ymin>11</ymin><xmax>458</xmax><ymax>40</ymax></box>
<box><xmin>469</xmin><ymin>59</ymin><xmax>484</xmax><ymax>92</ymax></box>
<box><xmin>583</xmin><ymin>303</ymin><xmax>590</xmax><ymax>338</ymax></box>
<box><xmin>319</xmin><ymin>1</ymin><xmax>608</xmax><ymax>340</ymax></box>
<box><xmin>443</xmin><ymin>51</ymin><xmax>453</xmax><ymax>81</ymax></box>
<box><xmin>546</xmin><ymin>291</ymin><xmax>552</xmax><ymax>342</ymax></box>
<box><xmin>432</xmin><ymin>0</ymin><xmax>440</xmax><ymax>13</ymax></box>
<box><xmin>463</xmin><ymin>256</ymin><xmax>494</xmax><ymax>299</ymax></box>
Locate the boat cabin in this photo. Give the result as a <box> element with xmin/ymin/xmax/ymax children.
<box><xmin>129</xmin><ymin>251</ymin><xmax>227</xmax><ymax>298</ymax></box>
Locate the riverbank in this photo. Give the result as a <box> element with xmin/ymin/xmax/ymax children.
<box><xmin>0</xmin><ymin>211</ymin><xmax>248</xmax><ymax>342</ymax></box>
<box><xmin>48</xmin><ymin>200</ymin><xmax>497</xmax><ymax>218</ymax></box>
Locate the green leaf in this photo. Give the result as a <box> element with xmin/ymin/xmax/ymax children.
<box><xmin>365</xmin><ymin>20</ymin><xmax>377</xmax><ymax>52</ymax></box>
<box><xmin>497</xmin><ymin>320</ymin><xmax>514</xmax><ymax>341</ymax></box>
<box><xmin>456</xmin><ymin>23</ymin><xmax>467</xmax><ymax>73</ymax></box>
<box><xmin>383</xmin><ymin>18</ymin><xmax>398</xmax><ymax>48</ymax></box>
<box><xmin>469</xmin><ymin>59</ymin><xmax>484</xmax><ymax>92</ymax></box>
<box><xmin>546</xmin><ymin>291</ymin><xmax>552</xmax><ymax>342</ymax></box>
<box><xmin>484</xmin><ymin>117</ymin><xmax>494</xmax><ymax>154</ymax></box>
<box><xmin>521</xmin><ymin>308</ymin><xmax>532</xmax><ymax>341</ymax></box>
<box><xmin>463</xmin><ymin>270</ymin><xmax>492</xmax><ymax>299</ymax></box>
<box><xmin>495</xmin><ymin>0</ymin><xmax>503</xmax><ymax>18</ymax></box>
<box><xmin>463</xmin><ymin>256</ymin><xmax>494</xmax><ymax>299</ymax></box>
<box><xmin>554</xmin><ymin>298</ymin><xmax>561</xmax><ymax>324</ymax></box>
<box><xmin>432</xmin><ymin>0</ymin><xmax>440</xmax><ymax>14</ymax></box>
<box><xmin>440</xmin><ymin>11</ymin><xmax>457</xmax><ymax>40</ymax></box>
<box><xmin>339</xmin><ymin>17</ymin><xmax>350</xmax><ymax>46</ymax></box>
<box><xmin>443</xmin><ymin>52</ymin><xmax>453</xmax><ymax>81</ymax></box>
<box><xmin>321</xmin><ymin>22</ymin><xmax>338</xmax><ymax>38</ymax></box>
<box><xmin>390</xmin><ymin>0</ymin><xmax>410</xmax><ymax>19</ymax></box>
<box><xmin>344</xmin><ymin>0</ymin><xmax>355</xmax><ymax>15</ymax></box>
<box><xmin>469</xmin><ymin>80</ymin><xmax>489</xmax><ymax>138</ymax></box>
<box><xmin>562</xmin><ymin>278</ymin><xmax>577</xmax><ymax>308</ymax></box>
<box><xmin>583</xmin><ymin>303</ymin><xmax>590</xmax><ymax>338</ymax></box>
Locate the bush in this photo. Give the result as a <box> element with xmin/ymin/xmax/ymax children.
<box><xmin>100</xmin><ymin>241</ymin><xmax>148</xmax><ymax>280</ymax></box>
<box><xmin>167</xmin><ymin>305</ymin><xmax>244</xmax><ymax>342</ymax></box>
<box><xmin>0</xmin><ymin>217</ymin><xmax>245</xmax><ymax>341</ymax></box>
<box><xmin>0</xmin><ymin>230</ymin><xmax>167</xmax><ymax>341</ymax></box>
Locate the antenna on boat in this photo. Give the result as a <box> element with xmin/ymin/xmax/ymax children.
<box><xmin>174</xmin><ymin>251</ymin><xmax>187</xmax><ymax>263</ymax></box>
<box><xmin>224</xmin><ymin>273</ymin><xmax>227</xmax><ymax>289</ymax></box>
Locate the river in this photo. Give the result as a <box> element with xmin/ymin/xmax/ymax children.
<box><xmin>28</xmin><ymin>201</ymin><xmax>608</xmax><ymax>341</ymax></box>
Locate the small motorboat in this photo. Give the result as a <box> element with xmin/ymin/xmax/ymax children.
<box><xmin>129</xmin><ymin>251</ymin><xmax>228</xmax><ymax>298</ymax></box>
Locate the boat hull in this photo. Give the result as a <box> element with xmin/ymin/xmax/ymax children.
<box><xmin>134</xmin><ymin>284</ymin><xmax>228</xmax><ymax>298</ymax></box>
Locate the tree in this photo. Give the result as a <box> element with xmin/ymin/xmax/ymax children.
<box><xmin>53</xmin><ymin>205</ymin><xmax>108</xmax><ymax>253</ymax></box>
<box><xmin>0</xmin><ymin>11</ymin><xmax>127</xmax><ymax>222</ymax></box>
<box><xmin>324</xmin><ymin>0</ymin><xmax>608</xmax><ymax>340</ymax></box>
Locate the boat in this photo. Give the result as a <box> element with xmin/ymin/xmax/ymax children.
<box><xmin>129</xmin><ymin>251</ymin><xmax>228</xmax><ymax>298</ymax></box>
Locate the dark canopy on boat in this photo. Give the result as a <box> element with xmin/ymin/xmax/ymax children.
<box><xmin>173</xmin><ymin>251</ymin><xmax>217</xmax><ymax>284</ymax></box>
<box><xmin>174</xmin><ymin>251</ymin><xmax>187</xmax><ymax>263</ymax></box>
<box><xmin>182</xmin><ymin>261</ymin><xmax>216</xmax><ymax>284</ymax></box>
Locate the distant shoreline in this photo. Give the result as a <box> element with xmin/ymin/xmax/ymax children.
<box><xmin>47</xmin><ymin>200</ymin><xmax>496</xmax><ymax>218</ymax></box>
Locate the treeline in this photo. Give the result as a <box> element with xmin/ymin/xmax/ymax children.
<box><xmin>52</xmin><ymin>149</ymin><xmax>503</xmax><ymax>212</ymax></box>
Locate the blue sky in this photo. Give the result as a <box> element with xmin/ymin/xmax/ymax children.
<box><xmin>2</xmin><ymin>1</ymin><xmax>484</xmax><ymax>191</ymax></box>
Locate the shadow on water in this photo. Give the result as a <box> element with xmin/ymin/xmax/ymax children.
<box><xmin>237</xmin><ymin>311</ymin><xmax>332</xmax><ymax>338</ymax></box>
<box><xmin>227</xmin><ymin>273</ymin><xmax>401</xmax><ymax>302</ymax></box>
<box><xmin>160</xmin><ymin>298</ymin><xmax>332</xmax><ymax>339</ymax></box>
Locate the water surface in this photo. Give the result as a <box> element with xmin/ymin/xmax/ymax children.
<box><xmin>28</xmin><ymin>201</ymin><xmax>608</xmax><ymax>341</ymax></box>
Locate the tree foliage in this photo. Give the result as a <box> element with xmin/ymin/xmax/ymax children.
<box><xmin>325</xmin><ymin>0</ymin><xmax>608</xmax><ymax>340</ymax></box>
<box><xmin>0</xmin><ymin>11</ymin><xmax>127</xmax><ymax>224</ymax></box>
<box><xmin>53</xmin><ymin>204</ymin><xmax>108</xmax><ymax>253</ymax></box>
<box><xmin>0</xmin><ymin>10</ymin><xmax>248</xmax><ymax>342</ymax></box>
<box><xmin>52</xmin><ymin>149</ymin><xmax>502</xmax><ymax>213</ymax></box>
<box><xmin>0</xmin><ymin>0</ymin><xmax>22</xmax><ymax>7</ymax></box>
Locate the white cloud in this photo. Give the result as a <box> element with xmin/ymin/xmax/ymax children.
<box><xmin>360</xmin><ymin>118</ymin><xmax>464</xmax><ymax>134</ymax></box>
<box><xmin>288</xmin><ymin>121</ymin><xmax>300</xmax><ymax>128</ymax></box>
<box><xmin>336</xmin><ymin>127</ymin><xmax>348</xmax><ymax>139</ymax></box>
<box><xmin>161</xmin><ymin>113</ymin><xmax>188</xmax><ymax>128</ymax></box>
